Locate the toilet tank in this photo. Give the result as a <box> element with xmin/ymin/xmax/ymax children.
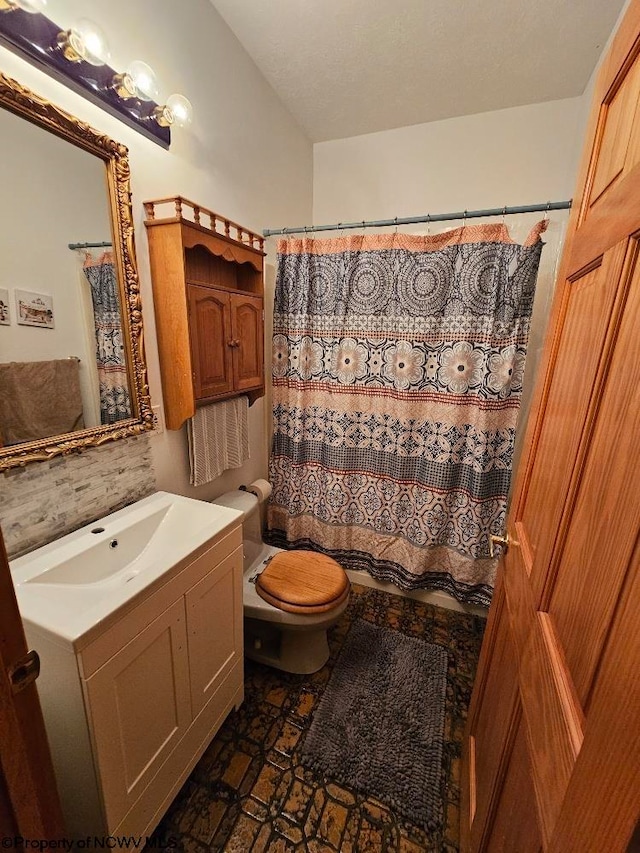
<box><xmin>211</xmin><ymin>489</ymin><xmax>262</xmax><ymax>571</ymax></box>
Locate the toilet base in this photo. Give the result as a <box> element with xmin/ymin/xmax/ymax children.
<box><xmin>244</xmin><ymin>617</ymin><xmax>331</xmax><ymax>674</ymax></box>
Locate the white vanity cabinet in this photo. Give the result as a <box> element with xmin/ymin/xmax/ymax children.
<box><xmin>24</xmin><ymin>522</ymin><xmax>244</xmax><ymax>840</ymax></box>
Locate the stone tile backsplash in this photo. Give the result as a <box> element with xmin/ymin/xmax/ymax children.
<box><xmin>1</xmin><ymin>434</ymin><xmax>156</xmax><ymax>559</ymax></box>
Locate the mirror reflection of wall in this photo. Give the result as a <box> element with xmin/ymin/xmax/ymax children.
<box><xmin>0</xmin><ymin>105</ymin><xmax>131</xmax><ymax>447</ymax></box>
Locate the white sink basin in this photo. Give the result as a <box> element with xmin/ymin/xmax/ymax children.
<box><xmin>26</xmin><ymin>502</ymin><xmax>196</xmax><ymax>586</ymax></box>
<box><xmin>10</xmin><ymin>491</ymin><xmax>242</xmax><ymax>647</ymax></box>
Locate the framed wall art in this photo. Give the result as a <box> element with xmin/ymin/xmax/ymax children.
<box><xmin>15</xmin><ymin>289</ymin><xmax>54</xmax><ymax>329</ymax></box>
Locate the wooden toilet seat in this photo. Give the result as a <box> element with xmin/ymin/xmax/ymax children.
<box><xmin>255</xmin><ymin>551</ymin><xmax>350</xmax><ymax>615</ymax></box>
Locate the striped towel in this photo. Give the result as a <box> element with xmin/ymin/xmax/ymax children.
<box><xmin>187</xmin><ymin>396</ymin><xmax>250</xmax><ymax>487</ymax></box>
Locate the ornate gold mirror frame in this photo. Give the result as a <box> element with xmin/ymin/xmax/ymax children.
<box><xmin>0</xmin><ymin>72</ymin><xmax>153</xmax><ymax>472</ymax></box>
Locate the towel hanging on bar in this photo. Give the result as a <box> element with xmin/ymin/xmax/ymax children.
<box><xmin>187</xmin><ymin>396</ymin><xmax>250</xmax><ymax>487</ymax></box>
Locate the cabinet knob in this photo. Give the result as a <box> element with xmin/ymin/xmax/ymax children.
<box><xmin>228</xmin><ymin>339</ymin><xmax>240</xmax><ymax>348</ymax></box>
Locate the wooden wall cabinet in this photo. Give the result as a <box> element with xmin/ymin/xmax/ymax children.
<box><xmin>144</xmin><ymin>197</ymin><xmax>266</xmax><ymax>430</ymax></box>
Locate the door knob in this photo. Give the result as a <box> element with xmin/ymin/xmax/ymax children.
<box><xmin>489</xmin><ymin>533</ymin><xmax>510</xmax><ymax>558</ymax></box>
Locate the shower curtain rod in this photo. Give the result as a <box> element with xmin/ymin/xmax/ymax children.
<box><xmin>68</xmin><ymin>241</ymin><xmax>113</xmax><ymax>250</ymax></box>
<box><xmin>262</xmin><ymin>200</ymin><xmax>572</xmax><ymax>237</ymax></box>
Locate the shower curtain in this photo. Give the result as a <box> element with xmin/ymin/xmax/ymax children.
<box><xmin>267</xmin><ymin>222</ymin><xmax>546</xmax><ymax>606</ymax></box>
<box><xmin>82</xmin><ymin>252</ymin><xmax>132</xmax><ymax>425</ymax></box>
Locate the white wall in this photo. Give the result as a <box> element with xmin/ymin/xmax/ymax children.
<box><xmin>312</xmin><ymin>98</ymin><xmax>587</xmax><ymax>481</ymax></box>
<box><xmin>0</xmin><ymin>0</ymin><xmax>313</xmax><ymax>503</ymax></box>
<box><xmin>314</xmin><ymin>98</ymin><xmax>584</xmax><ymax>222</ymax></box>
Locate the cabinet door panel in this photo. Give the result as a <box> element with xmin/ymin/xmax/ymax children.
<box><xmin>188</xmin><ymin>285</ymin><xmax>233</xmax><ymax>399</ymax></box>
<box><xmin>231</xmin><ymin>293</ymin><xmax>264</xmax><ymax>391</ymax></box>
<box><xmin>83</xmin><ymin>599</ymin><xmax>191</xmax><ymax>831</ymax></box>
<box><xmin>186</xmin><ymin>547</ymin><xmax>243</xmax><ymax>717</ymax></box>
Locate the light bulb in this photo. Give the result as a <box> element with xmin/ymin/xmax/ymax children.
<box><xmin>166</xmin><ymin>94</ymin><xmax>193</xmax><ymax>128</ymax></box>
<box><xmin>58</xmin><ymin>19</ymin><xmax>111</xmax><ymax>66</ymax></box>
<box><xmin>74</xmin><ymin>19</ymin><xmax>111</xmax><ymax>66</ymax></box>
<box><xmin>126</xmin><ymin>60</ymin><xmax>159</xmax><ymax>101</ymax></box>
<box><xmin>1</xmin><ymin>0</ymin><xmax>47</xmax><ymax>12</ymax></box>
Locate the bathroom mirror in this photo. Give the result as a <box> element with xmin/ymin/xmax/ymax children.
<box><xmin>0</xmin><ymin>71</ymin><xmax>153</xmax><ymax>471</ymax></box>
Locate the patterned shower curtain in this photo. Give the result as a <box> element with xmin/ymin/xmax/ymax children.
<box><xmin>82</xmin><ymin>252</ymin><xmax>132</xmax><ymax>425</ymax></box>
<box><xmin>267</xmin><ymin>222</ymin><xmax>546</xmax><ymax>606</ymax></box>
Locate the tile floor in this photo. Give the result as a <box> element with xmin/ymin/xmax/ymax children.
<box><xmin>152</xmin><ymin>583</ymin><xmax>486</xmax><ymax>852</ymax></box>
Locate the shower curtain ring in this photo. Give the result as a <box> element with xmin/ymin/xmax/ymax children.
<box><xmin>426</xmin><ymin>213</ymin><xmax>431</xmax><ymax>234</ymax></box>
<box><xmin>463</xmin><ymin>210</ymin><xmax>468</xmax><ymax>229</ymax></box>
<box><xmin>544</xmin><ymin>201</ymin><xmax>551</xmax><ymax>223</ymax></box>
<box><xmin>502</xmin><ymin>206</ymin><xmax>507</xmax><ymax>225</ymax></box>
<box><xmin>394</xmin><ymin>216</ymin><xmax>398</xmax><ymax>234</ymax></box>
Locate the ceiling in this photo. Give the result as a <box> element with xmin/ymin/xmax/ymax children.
<box><xmin>210</xmin><ymin>0</ymin><xmax>626</xmax><ymax>143</ymax></box>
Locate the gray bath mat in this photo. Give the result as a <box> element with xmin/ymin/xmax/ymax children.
<box><xmin>300</xmin><ymin>618</ymin><xmax>448</xmax><ymax>830</ymax></box>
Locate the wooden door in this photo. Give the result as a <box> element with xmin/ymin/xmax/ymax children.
<box><xmin>0</xmin><ymin>529</ymin><xmax>65</xmax><ymax>838</ymax></box>
<box><xmin>185</xmin><ymin>547</ymin><xmax>243</xmax><ymax>717</ymax></box>
<box><xmin>83</xmin><ymin>598</ymin><xmax>191</xmax><ymax>831</ymax></box>
<box><xmin>188</xmin><ymin>284</ymin><xmax>233</xmax><ymax>400</ymax></box>
<box><xmin>461</xmin><ymin>4</ymin><xmax>640</xmax><ymax>851</ymax></box>
<box><xmin>230</xmin><ymin>292</ymin><xmax>264</xmax><ymax>391</ymax></box>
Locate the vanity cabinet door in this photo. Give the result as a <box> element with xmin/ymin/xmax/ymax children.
<box><xmin>186</xmin><ymin>546</ymin><xmax>243</xmax><ymax>717</ymax></box>
<box><xmin>83</xmin><ymin>598</ymin><xmax>191</xmax><ymax>831</ymax></box>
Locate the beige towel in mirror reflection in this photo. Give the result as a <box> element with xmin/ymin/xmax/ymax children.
<box><xmin>0</xmin><ymin>359</ymin><xmax>84</xmax><ymax>446</ymax></box>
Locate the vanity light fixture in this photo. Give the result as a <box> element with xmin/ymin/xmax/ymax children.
<box><xmin>0</xmin><ymin>5</ymin><xmax>193</xmax><ymax>147</ymax></box>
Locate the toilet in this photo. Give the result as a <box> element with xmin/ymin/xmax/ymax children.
<box><xmin>211</xmin><ymin>487</ymin><xmax>350</xmax><ymax>674</ymax></box>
